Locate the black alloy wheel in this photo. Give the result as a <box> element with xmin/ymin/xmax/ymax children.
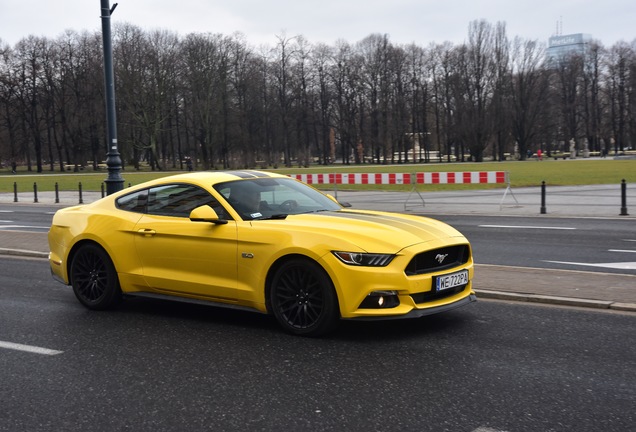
<box><xmin>270</xmin><ymin>258</ymin><xmax>339</xmax><ymax>336</ymax></box>
<box><xmin>70</xmin><ymin>243</ymin><xmax>122</xmax><ymax>310</ymax></box>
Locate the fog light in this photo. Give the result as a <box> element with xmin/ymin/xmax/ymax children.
<box><xmin>359</xmin><ymin>291</ymin><xmax>400</xmax><ymax>309</ymax></box>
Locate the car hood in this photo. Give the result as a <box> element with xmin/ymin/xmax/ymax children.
<box><xmin>266</xmin><ymin>209</ymin><xmax>466</xmax><ymax>253</ymax></box>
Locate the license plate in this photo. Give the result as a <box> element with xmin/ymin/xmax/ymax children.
<box><xmin>435</xmin><ymin>270</ymin><xmax>469</xmax><ymax>292</ymax></box>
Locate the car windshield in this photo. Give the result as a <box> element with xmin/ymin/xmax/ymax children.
<box><xmin>214</xmin><ymin>177</ymin><xmax>342</xmax><ymax>220</ymax></box>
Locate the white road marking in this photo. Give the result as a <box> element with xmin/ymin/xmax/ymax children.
<box><xmin>0</xmin><ymin>220</ymin><xmax>14</xmax><ymax>223</ymax></box>
<box><xmin>544</xmin><ymin>260</ymin><xmax>636</xmax><ymax>270</ymax></box>
<box><xmin>0</xmin><ymin>225</ymin><xmax>49</xmax><ymax>230</ymax></box>
<box><xmin>0</xmin><ymin>340</ymin><xmax>63</xmax><ymax>356</ymax></box>
<box><xmin>473</xmin><ymin>428</ymin><xmax>509</xmax><ymax>432</ymax></box>
<box><xmin>479</xmin><ymin>224</ymin><xmax>576</xmax><ymax>230</ymax></box>
<box><xmin>609</xmin><ymin>249</ymin><xmax>636</xmax><ymax>253</ymax></box>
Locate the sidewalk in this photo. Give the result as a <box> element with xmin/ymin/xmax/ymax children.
<box><xmin>1</xmin><ymin>186</ymin><xmax>635</xmax><ymax>313</ymax></box>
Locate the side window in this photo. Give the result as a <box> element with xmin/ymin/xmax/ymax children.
<box><xmin>116</xmin><ymin>189</ymin><xmax>148</xmax><ymax>213</ymax></box>
<box><xmin>146</xmin><ymin>184</ymin><xmax>223</xmax><ymax>218</ymax></box>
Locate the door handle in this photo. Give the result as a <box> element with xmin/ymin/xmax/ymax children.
<box><xmin>137</xmin><ymin>228</ymin><xmax>156</xmax><ymax>237</ymax></box>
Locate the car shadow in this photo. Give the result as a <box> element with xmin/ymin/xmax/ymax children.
<box><xmin>107</xmin><ymin>295</ymin><xmax>476</xmax><ymax>342</ymax></box>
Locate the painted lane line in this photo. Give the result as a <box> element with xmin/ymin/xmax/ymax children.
<box><xmin>0</xmin><ymin>340</ymin><xmax>63</xmax><ymax>356</ymax></box>
<box><xmin>0</xmin><ymin>220</ymin><xmax>14</xmax><ymax>223</ymax></box>
<box><xmin>609</xmin><ymin>249</ymin><xmax>636</xmax><ymax>253</ymax></box>
<box><xmin>543</xmin><ymin>260</ymin><xmax>636</xmax><ymax>270</ymax></box>
<box><xmin>0</xmin><ymin>225</ymin><xmax>50</xmax><ymax>230</ymax></box>
<box><xmin>479</xmin><ymin>225</ymin><xmax>576</xmax><ymax>230</ymax></box>
<box><xmin>472</xmin><ymin>428</ymin><xmax>509</xmax><ymax>432</ymax></box>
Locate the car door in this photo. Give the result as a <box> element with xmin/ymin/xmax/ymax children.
<box><xmin>132</xmin><ymin>184</ymin><xmax>242</xmax><ymax>301</ymax></box>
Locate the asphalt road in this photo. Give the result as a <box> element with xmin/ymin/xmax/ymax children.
<box><xmin>1</xmin><ymin>255</ymin><xmax>635</xmax><ymax>432</ymax></box>
<box><xmin>0</xmin><ymin>204</ymin><xmax>53</xmax><ymax>232</ymax></box>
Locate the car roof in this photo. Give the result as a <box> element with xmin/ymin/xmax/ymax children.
<box><xmin>151</xmin><ymin>170</ymin><xmax>285</xmax><ymax>186</ymax></box>
<box><xmin>134</xmin><ymin>170</ymin><xmax>287</xmax><ymax>189</ymax></box>
<box><xmin>105</xmin><ymin>170</ymin><xmax>289</xmax><ymax>201</ymax></box>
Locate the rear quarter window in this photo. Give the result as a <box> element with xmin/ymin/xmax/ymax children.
<box><xmin>116</xmin><ymin>189</ymin><xmax>148</xmax><ymax>213</ymax></box>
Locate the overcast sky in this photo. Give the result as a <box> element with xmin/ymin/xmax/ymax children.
<box><xmin>1</xmin><ymin>0</ymin><xmax>634</xmax><ymax>48</ymax></box>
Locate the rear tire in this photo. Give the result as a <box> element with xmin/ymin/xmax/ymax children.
<box><xmin>70</xmin><ymin>244</ymin><xmax>122</xmax><ymax>310</ymax></box>
<box><xmin>269</xmin><ymin>258</ymin><xmax>339</xmax><ymax>336</ymax></box>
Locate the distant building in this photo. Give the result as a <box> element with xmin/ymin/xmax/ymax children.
<box><xmin>546</xmin><ymin>33</ymin><xmax>592</xmax><ymax>65</ymax></box>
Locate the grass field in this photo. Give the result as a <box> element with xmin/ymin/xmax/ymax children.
<box><xmin>1</xmin><ymin>158</ymin><xmax>634</xmax><ymax>193</ymax></box>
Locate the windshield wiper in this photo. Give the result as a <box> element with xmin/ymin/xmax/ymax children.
<box><xmin>259</xmin><ymin>213</ymin><xmax>288</xmax><ymax>220</ymax></box>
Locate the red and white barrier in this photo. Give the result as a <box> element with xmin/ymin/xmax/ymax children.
<box><xmin>290</xmin><ymin>171</ymin><xmax>508</xmax><ymax>185</ymax></box>
<box><xmin>290</xmin><ymin>171</ymin><xmax>515</xmax><ymax>210</ymax></box>
<box><xmin>412</xmin><ymin>171</ymin><xmax>508</xmax><ymax>185</ymax></box>
<box><xmin>292</xmin><ymin>173</ymin><xmax>411</xmax><ymax>185</ymax></box>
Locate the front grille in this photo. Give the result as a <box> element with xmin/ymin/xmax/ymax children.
<box><xmin>410</xmin><ymin>285</ymin><xmax>467</xmax><ymax>304</ymax></box>
<box><xmin>404</xmin><ymin>245</ymin><xmax>470</xmax><ymax>276</ymax></box>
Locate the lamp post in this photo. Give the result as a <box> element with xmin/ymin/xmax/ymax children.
<box><xmin>100</xmin><ymin>0</ymin><xmax>124</xmax><ymax>194</ymax></box>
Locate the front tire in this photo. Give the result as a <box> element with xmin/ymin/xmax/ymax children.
<box><xmin>70</xmin><ymin>244</ymin><xmax>122</xmax><ymax>310</ymax></box>
<box><xmin>269</xmin><ymin>258</ymin><xmax>340</xmax><ymax>336</ymax></box>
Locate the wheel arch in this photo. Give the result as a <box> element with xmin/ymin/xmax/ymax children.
<box><xmin>264</xmin><ymin>253</ymin><xmax>337</xmax><ymax>315</ymax></box>
<box><xmin>66</xmin><ymin>239</ymin><xmax>110</xmax><ymax>285</ymax></box>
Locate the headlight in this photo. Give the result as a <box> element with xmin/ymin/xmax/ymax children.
<box><xmin>332</xmin><ymin>251</ymin><xmax>395</xmax><ymax>267</ymax></box>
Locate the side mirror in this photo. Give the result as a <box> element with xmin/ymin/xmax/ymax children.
<box><xmin>189</xmin><ymin>205</ymin><xmax>228</xmax><ymax>224</ymax></box>
<box><xmin>326</xmin><ymin>194</ymin><xmax>352</xmax><ymax>208</ymax></box>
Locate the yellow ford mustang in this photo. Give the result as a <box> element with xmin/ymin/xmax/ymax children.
<box><xmin>48</xmin><ymin>171</ymin><xmax>475</xmax><ymax>336</ymax></box>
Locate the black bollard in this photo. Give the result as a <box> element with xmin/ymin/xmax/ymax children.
<box><xmin>101</xmin><ymin>183</ymin><xmax>105</xmax><ymax>198</ymax></box>
<box><xmin>55</xmin><ymin>182</ymin><xmax>60</xmax><ymax>203</ymax></box>
<box><xmin>79</xmin><ymin>182</ymin><xmax>83</xmax><ymax>204</ymax></box>
<box><xmin>620</xmin><ymin>179</ymin><xmax>629</xmax><ymax>216</ymax></box>
<box><xmin>33</xmin><ymin>182</ymin><xmax>38</xmax><ymax>203</ymax></box>
<box><xmin>13</xmin><ymin>182</ymin><xmax>18</xmax><ymax>202</ymax></box>
<box><xmin>540</xmin><ymin>181</ymin><xmax>546</xmax><ymax>214</ymax></box>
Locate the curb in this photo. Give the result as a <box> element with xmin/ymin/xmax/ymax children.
<box><xmin>475</xmin><ymin>289</ymin><xmax>636</xmax><ymax>313</ymax></box>
<box><xmin>0</xmin><ymin>247</ymin><xmax>48</xmax><ymax>259</ymax></box>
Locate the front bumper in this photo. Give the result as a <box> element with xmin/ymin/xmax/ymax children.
<box><xmin>347</xmin><ymin>293</ymin><xmax>477</xmax><ymax>321</ymax></box>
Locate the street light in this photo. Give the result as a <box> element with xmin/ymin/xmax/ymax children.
<box><xmin>100</xmin><ymin>0</ymin><xmax>124</xmax><ymax>194</ymax></box>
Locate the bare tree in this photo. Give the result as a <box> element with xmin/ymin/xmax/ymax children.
<box><xmin>386</xmin><ymin>43</ymin><xmax>410</xmax><ymax>164</ymax></box>
<box><xmin>454</xmin><ymin>20</ymin><xmax>497</xmax><ymax>162</ymax></box>
<box><xmin>272</xmin><ymin>33</ymin><xmax>298</xmax><ymax>167</ymax></box>
<box><xmin>552</xmin><ymin>53</ymin><xmax>585</xmax><ymax>155</ymax></box>
<box><xmin>310</xmin><ymin>42</ymin><xmax>335</xmax><ymax>165</ymax></box>
<box><xmin>115</xmin><ymin>26</ymin><xmax>180</xmax><ymax>170</ymax></box>
<box><xmin>51</xmin><ymin>31</ymin><xmax>103</xmax><ymax>173</ymax></box>
<box><xmin>429</xmin><ymin>42</ymin><xmax>458</xmax><ymax>162</ymax></box>
<box><xmin>405</xmin><ymin>43</ymin><xmax>430</xmax><ymax>163</ymax></box>
<box><xmin>332</xmin><ymin>40</ymin><xmax>362</xmax><ymax>164</ymax></box>
<box><xmin>290</xmin><ymin>36</ymin><xmax>314</xmax><ymax>167</ymax></box>
<box><xmin>2</xmin><ymin>20</ymin><xmax>635</xmax><ymax>172</ymax></box>
<box><xmin>0</xmin><ymin>44</ymin><xmax>22</xmax><ymax>167</ymax></box>
<box><xmin>492</xmin><ymin>22</ymin><xmax>511</xmax><ymax>161</ymax></box>
<box><xmin>509</xmin><ymin>37</ymin><xmax>549</xmax><ymax>160</ymax></box>
<box><xmin>580</xmin><ymin>41</ymin><xmax>606</xmax><ymax>154</ymax></box>
<box><xmin>227</xmin><ymin>33</ymin><xmax>261</xmax><ymax>168</ymax></box>
<box><xmin>179</xmin><ymin>33</ymin><xmax>226</xmax><ymax>170</ymax></box>
<box><xmin>605</xmin><ymin>42</ymin><xmax>633</xmax><ymax>153</ymax></box>
<box><xmin>358</xmin><ymin>34</ymin><xmax>393</xmax><ymax>164</ymax></box>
